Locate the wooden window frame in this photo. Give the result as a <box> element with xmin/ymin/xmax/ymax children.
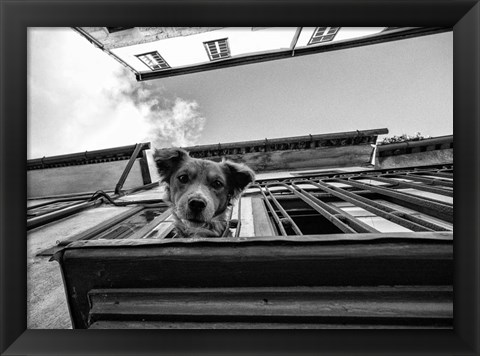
<box><xmin>136</xmin><ymin>51</ymin><xmax>170</xmax><ymax>71</ymax></box>
<box><xmin>203</xmin><ymin>38</ymin><xmax>231</xmax><ymax>61</ymax></box>
<box><xmin>308</xmin><ymin>27</ymin><xmax>340</xmax><ymax>45</ymax></box>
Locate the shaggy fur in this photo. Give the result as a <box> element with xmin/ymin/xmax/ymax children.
<box><xmin>154</xmin><ymin>148</ymin><xmax>255</xmax><ymax>238</ymax></box>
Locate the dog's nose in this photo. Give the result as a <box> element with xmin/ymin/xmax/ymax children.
<box><xmin>188</xmin><ymin>198</ymin><xmax>206</xmax><ymax>211</ymax></box>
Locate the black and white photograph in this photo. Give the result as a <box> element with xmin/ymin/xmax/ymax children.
<box><xmin>25</xmin><ymin>27</ymin><xmax>455</xmax><ymax>330</ymax></box>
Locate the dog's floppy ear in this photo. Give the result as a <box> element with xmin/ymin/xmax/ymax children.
<box><xmin>222</xmin><ymin>161</ymin><xmax>255</xmax><ymax>198</ymax></box>
<box><xmin>153</xmin><ymin>148</ymin><xmax>190</xmax><ymax>183</ymax></box>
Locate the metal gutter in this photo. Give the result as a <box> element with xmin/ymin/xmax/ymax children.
<box><xmin>185</xmin><ymin>128</ymin><xmax>389</xmax><ymax>153</ymax></box>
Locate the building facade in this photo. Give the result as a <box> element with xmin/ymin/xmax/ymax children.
<box><xmin>27</xmin><ymin>129</ymin><xmax>453</xmax><ymax>329</ymax></box>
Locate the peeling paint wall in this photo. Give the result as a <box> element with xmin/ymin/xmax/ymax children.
<box><xmin>375</xmin><ymin>149</ymin><xmax>453</xmax><ymax>169</ymax></box>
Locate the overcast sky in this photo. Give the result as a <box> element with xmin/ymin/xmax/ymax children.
<box><xmin>27</xmin><ymin>27</ymin><xmax>452</xmax><ymax>160</ymax></box>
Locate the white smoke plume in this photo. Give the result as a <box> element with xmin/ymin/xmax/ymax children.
<box><xmin>111</xmin><ymin>67</ymin><xmax>206</xmax><ymax>149</ymax></box>
<box><xmin>146</xmin><ymin>97</ymin><xmax>206</xmax><ymax>148</ymax></box>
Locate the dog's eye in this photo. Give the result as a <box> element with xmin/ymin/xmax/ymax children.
<box><xmin>212</xmin><ymin>180</ymin><xmax>224</xmax><ymax>189</ymax></box>
<box><xmin>177</xmin><ymin>174</ymin><xmax>189</xmax><ymax>183</ymax></box>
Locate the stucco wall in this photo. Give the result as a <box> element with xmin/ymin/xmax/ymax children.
<box><xmin>27</xmin><ymin>160</ymin><xmax>145</xmax><ymax>198</ymax></box>
<box><xmin>204</xmin><ymin>145</ymin><xmax>375</xmax><ymax>173</ymax></box>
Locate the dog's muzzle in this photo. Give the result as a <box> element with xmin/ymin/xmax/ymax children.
<box><xmin>188</xmin><ymin>198</ymin><xmax>206</xmax><ymax>212</ymax></box>
<box><xmin>184</xmin><ymin>196</ymin><xmax>210</xmax><ymax>222</ymax></box>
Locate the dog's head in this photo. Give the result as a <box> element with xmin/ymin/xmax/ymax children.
<box><xmin>154</xmin><ymin>148</ymin><xmax>255</xmax><ymax>226</ymax></box>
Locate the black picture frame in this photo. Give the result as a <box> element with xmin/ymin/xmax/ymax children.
<box><xmin>1</xmin><ymin>0</ymin><xmax>479</xmax><ymax>355</ymax></box>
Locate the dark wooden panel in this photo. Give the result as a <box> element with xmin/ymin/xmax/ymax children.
<box><xmin>53</xmin><ymin>234</ymin><xmax>453</xmax><ymax>328</ymax></box>
<box><xmin>87</xmin><ymin>286</ymin><xmax>452</xmax><ymax>328</ymax></box>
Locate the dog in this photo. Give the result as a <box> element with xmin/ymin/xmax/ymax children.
<box><xmin>154</xmin><ymin>147</ymin><xmax>255</xmax><ymax>238</ymax></box>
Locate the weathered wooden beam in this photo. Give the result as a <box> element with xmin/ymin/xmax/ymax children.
<box><xmin>90</xmin><ymin>320</ymin><xmax>453</xmax><ymax>329</ymax></box>
<box><xmin>88</xmin><ymin>286</ymin><xmax>452</xmax><ymax>328</ymax></box>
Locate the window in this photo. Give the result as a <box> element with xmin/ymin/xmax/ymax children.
<box><xmin>91</xmin><ymin>207</ymin><xmax>174</xmax><ymax>240</ymax></box>
<box><xmin>204</xmin><ymin>38</ymin><xmax>231</xmax><ymax>61</ymax></box>
<box><xmin>36</xmin><ymin>204</ymin><xmax>172</xmax><ymax>256</ymax></box>
<box><xmin>237</xmin><ymin>165</ymin><xmax>453</xmax><ymax>237</ymax></box>
<box><xmin>308</xmin><ymin>27</ymin><xmax>340</xmax><ymax>45</ymax></box>
<box><xmin>136</xmin><ymin>51</ymin><xmax>170</xmax><ymax>71</ymax></box>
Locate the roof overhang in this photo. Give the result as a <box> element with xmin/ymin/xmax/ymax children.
<box><xmin>74</xmin><ymin>27</ymin><xmax>451</xmax><ymax>82</ymax></box>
